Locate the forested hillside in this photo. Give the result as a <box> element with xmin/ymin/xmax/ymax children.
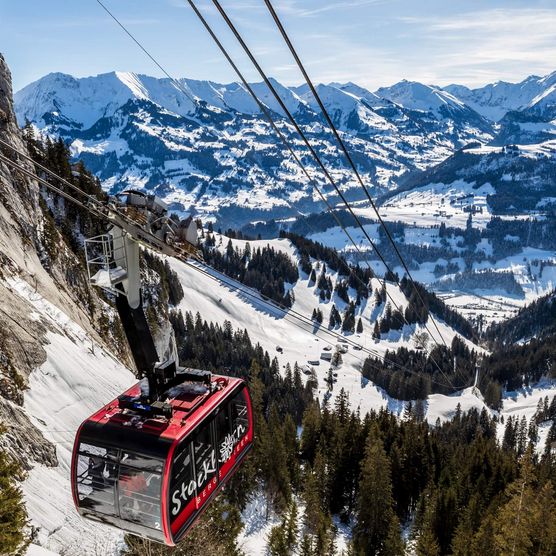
<box><xmin>124</xmin><ymin>311</ymin><xmax>556</xmax><ymax>556</ymax></box>
<box><xmin>485</xmin><ymin>290</ymin><xmax>556</xmax><ymax>345</ymax></box>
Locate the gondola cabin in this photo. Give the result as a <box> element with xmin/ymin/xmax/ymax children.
<box><xmin>71</xmin><ymin>373</ymin><xmax>253</xmax><ymax>545</ymax></box>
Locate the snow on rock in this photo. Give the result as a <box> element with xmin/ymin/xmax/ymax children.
<box><xmin>26</xmin><ymin>545</ymin><xmax>60</xmax><ymax>556</ymax></box>
<box><xmin>377</xmin><ymin>80</ymin><xmax>466</xmax><ymax>117</ymax></box>
<box><xmin>9</xmin><ymin>278</ymin><xmax>135</xmax><ymax>555</ymax></box>
<box><xmin>445</xmin><ymin>71</ymin><xmax>556</xmax><ymax>122</ymax></box>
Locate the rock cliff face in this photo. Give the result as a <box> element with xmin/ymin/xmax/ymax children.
<box><xmin>0</xmin><ymin>53</ymin><xmax>120</xmax><ymax>469</ymax></box>
<box><xmin>0</xmin><ymin>53</ymin><xmax>57</xmax><ymax>468</ymax></box>
<box><xmin>0</xmin><ymin>53</ymin><xmax>174</xmax><ymax>473</ymax></box>
<box><xmin>0</xmin><ymin>53</ymin><xmax>184</xmax><ymax>553</ymax></box>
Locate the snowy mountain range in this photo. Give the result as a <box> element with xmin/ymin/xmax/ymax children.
<box><xmin>15</xmin><ymin>68</ymin><xmax>556</xmax><ymax>227</ymax></box>
<box><xmin>3</xmin><ymin>53</ymin><xmax>556</xmax><ymax>555</ymax></box>
<box><xmin>14</xmin><ymin>71</ymin><xmax>496</xmax><ymax>226</ymax></box>
<box><xmin>445</xmin><ymin>71</ymin><xmax>556</xmax><ymax>122</ymax></box>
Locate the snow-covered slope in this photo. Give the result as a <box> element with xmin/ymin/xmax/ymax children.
<box><xmin>171</xmin><ymin>235</ymin><xmax>483</xmax><ymax>414</ymax></box>
<box><xmin>376</xmin><ymin>80</ymin><xmax>469</xmax><ymax>119</ymax></box>
<box><xmin>12</xmin><ymin>278</ymin><xmax>134</xmax><ymax>554</ymax></box>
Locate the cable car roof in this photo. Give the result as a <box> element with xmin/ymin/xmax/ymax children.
<box><xmin>82</xmin><ymin>373</ymin><xmax>245</xmax><ymax>447</ymax></box>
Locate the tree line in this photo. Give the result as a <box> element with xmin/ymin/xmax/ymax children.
<box><xmin>126</xmin><ymin>309</ymin><xmax>556</xmax><ymax>556</ymax></box>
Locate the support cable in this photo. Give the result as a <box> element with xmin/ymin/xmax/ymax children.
<box><xmin>263</xmin><ymin>0</ymin><xmax>450</xmax><ymax>349</ymax></box>
<box><xmin>196</xmin><ymin>0</ymin><xmax>455</xmax><ymax>387</ymax></box>
<box><xmin>186</xmin><ymin>0</ymin><xmax>457</xmax><ymax>385</ymax></box>
<box><xmin>0</xmin><ymin>152</ymin><xmax>464</xmax><ymax>389</ymax></box>
<box><xmin>95</xmin><ymin>0</ymin><xmax>197</xmax><ymax>105</ymax></box>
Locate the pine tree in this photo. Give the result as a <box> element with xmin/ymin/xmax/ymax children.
<box><xmin>532</xmin><ymin>480</ymin><xmax>556</xmax><ymax>555</ymax></box>
<box><xmin>300</xmin><ymin>402</ymin><xmax>321</xmax><ymax>463</ymax></box>
<box><xmin>416</xmin><ymin>528</ymin><xmax>440</xmax><ymax>556</ymax></box>
<box><xmin>303</xmin><ymin>446</ymin><xmax>330</xmax><ymax>536</ymax></box>
<box><xmin>517</xmin><ymin>416</ymin><xmax>528</xmax><ymax>455</ymax></box>
<box><xmin>0</xmin><ymin>426</ymin><xmax>28</xmax><ymax>554</ymax></box>
<box><xmin>284</xmin><ymin>500</ymin><xmax>298</xmax><ymax>552</ymax></box>
<box><xmin>309</xmin><ymin>268</ymin><xmax>317</xmax><ymax>284</ymax></box>
<box><xmin>316</xmin><ymin>309</ymin><xmax>323</xmax><ymax>324</ymax></box>
<box><xmin>299</xmin><ymin>534</ymin><xmax>314</xmax><ymax>556</ymax></box>
<box><xmin>326</xmin><ymin>368</ymin><xmax>335</xmax><ymax>391</ymax></box>
<box><xmin>383</xmin><ymin>515</ymin><xmax>405</xmax><ymax>556</ymax></box>
<box><xmin>353</xmin><ymin>425</ymin><xmax>400</xmax><ymax>555</ymax></box>
<box><xmin>502</xmin><ymin>416</ymin><xmax>517</xmax><ymax>452</ymax></box>
<box><xmin>268</xmin><ymin>522</ymin><xmax>288</xmax><ymax>556</ymax></box>
<box><xmin>356</xmin><ymin>318</ymin><xmax>363</xmax><ymax>333</ymax></box>
<box><xmin>491</xmin><ymin>448</ymin><xmax>548</xmax><ymax>556</ymax></box>
<box><xmin>265</xmin><ymin>407</ymin><xmax>292</xmax><ymax>512</ymax></box>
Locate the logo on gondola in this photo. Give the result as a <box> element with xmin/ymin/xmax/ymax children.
<box><xmin>219</xmin><ymin>422</ymin><xmax>247</xmax><ymax>463</ymax></box>
<box><xmin>171</xmin><ymin>449</ymin><xmax>216</xmax><ymax>516</ymax></box>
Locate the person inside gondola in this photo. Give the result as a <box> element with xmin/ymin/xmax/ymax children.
<box><xmin>120</xmin><ymin>469</ymin><xmax>161</xmax><ymax>529</ymax></box>
<box><xmin>88</xmin><ymin>456</ymin><xmax>106</xmax><ymax>488</ymax></box>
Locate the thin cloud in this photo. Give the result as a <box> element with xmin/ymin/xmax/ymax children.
<box><xmin>399</xmin><ymin>8</ymin><xmax>556</xmax><ymax>86</ymax></box>
<box><xmin>274</xmin><ymin>0</ymin><xmax>385</xmax><ymax>18</ymax></box>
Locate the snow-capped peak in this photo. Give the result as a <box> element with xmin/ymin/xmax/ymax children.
<box><xmin>375</xmin><ymin>79</ymin><xmax>465</xmax><ymax>115</ymax></box>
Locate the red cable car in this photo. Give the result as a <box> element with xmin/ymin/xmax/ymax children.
<box><xmin>71</xmin><ymin>371</ymin><xmax>253</xmax><ymax>545</ymax></box>
<box><xmin>78</xmin><ymin>220</ymin><xmax>253</xmax><ymax>544</ymax></box>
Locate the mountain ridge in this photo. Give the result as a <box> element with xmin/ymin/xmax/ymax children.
<box><xmin>15</xmin><ymin>69</ymin><xmax>500</xmax><ymax>226</ymax></box>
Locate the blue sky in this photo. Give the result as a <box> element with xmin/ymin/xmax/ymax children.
<box><xmin>2</xmin><ymin>0</ymin><xmax>556</xmax><ymax>92</ymax></box>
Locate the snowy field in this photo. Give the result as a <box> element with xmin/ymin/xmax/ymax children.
<box><xmin>355</xmin><ymin>180</ymin><xmax>494</xmax><ymax>229</ymax></box>
<box><xmin>307</xmin><ymin>205</ymin><xmax>556</xmax><ymax>326</ymax></box>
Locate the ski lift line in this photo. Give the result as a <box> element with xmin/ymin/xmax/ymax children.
<box><xmin>207</xmin><ymin>0</ymin><xmax>394</xmax><ymax>271</ymax></box>
<box><xmin>185</xmin><ymin>0</ymin><xmax>450</xmax><ymax>367</ymax></box>
<box><xmin>191</xmin><ymin>260</ymin><xmax>466</xmax><ymax>387</ymax></box>
<box><xmin>186</xmin><ymin>0</ymin><xmax>383</xmax><ymax>298</ymax></box>
<box><xmin>199</xmin><ymin>0</ymin><xmax>456</xmax><ymax>389</ymax></box>
<box><xmin>183</xmin><ymin>260</ymin><xmax>467</xmax><ymax>390</ymax></box>
<box><xmin>188</xmin><ymin>262</ymin><xmax>468</xmax><ymax>390</ymax></box>
<box><xmin>0</xmin><ymin>152</ymin><xmax>104</xmax><ymax>218</ymax></box>
<box><xmin>0</xmin><ymin>138</ymin><xmax>103</xmax><ymax>208</ymax></box>
<box><xmin>185</xmin><ymin>261</ymin><xmax>406</xmax><ymax>373</ymax></box>
<box><xmin>94</xmin><ymin>0</ymin><xmax>197</xmax><ymax>106</ymax></box>
<box><xmin>263</xmin><ymin>0</ymin><xmax>450</xmax><ymax>351</ymax></box>
<box><xmin>187</xmin><ymin>0</ymin><xmax>456</xmax><ymax>390</ymax></box>
<box><xmin>205</xmin><ymin>0</ymin><xmax>454</xmax><ymax>365</ymax></box>
<box><xmin>0</xmin><ymin>152</ymin><xmax>202</xmax><ymax>266</ymax></box>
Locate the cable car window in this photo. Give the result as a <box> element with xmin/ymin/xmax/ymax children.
<box><xmin>75</xmin><ymin>444</ymin><xmax>118</xmax><ymax>516</ymax></box>
<box><xmin>215</xmin><ymin>405</ymin><xmax>233</xmax><ymax>464</ymax></box>
<box><xmin>120</xmin><ymin>452</ymin><xmax>163</xmax><ymax>473</ymax></box>
<box><xmin>231</xmin><ymin>388</ymin><xmax>249</xmax><ymax>440</ymax></box>
<box><xmin>169</xmin><ymin>442</ymin><xmax>195</xmax><ymax>522</ymax></box>
<box><xmin>79</xmin><ymin>443</ymin><xmax>118</xmax><ymax>461</ymax></box>
<box><xmin>193</xmin><ymin>422</ymin><xmax>217</xmax><ymax>492</ymax></box>
<box><xmin>118</xmin><ymin>465</ymin><xmax>162</xmax><ymax>531</ymax></box>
